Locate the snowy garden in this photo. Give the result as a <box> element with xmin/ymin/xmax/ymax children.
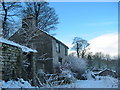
<box><xmin>0</xmin><ymin>55</ymin><xmax>118</xmax><ymax>89</ymax></box>
<box><xmin>0</xmin><ymin>72</ymin><xmax>118</xmax><ymax>88</ymax></box>
<box><xmin>0</xmin><ymin>1</ymin><xmax>119</xmax><ymax>89</ymax></box>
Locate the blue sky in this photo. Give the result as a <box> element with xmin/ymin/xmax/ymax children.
<box><xmin>49</xmin><ymin>2</ymin><xmax>118</xmax><ymax>56</ymax></box>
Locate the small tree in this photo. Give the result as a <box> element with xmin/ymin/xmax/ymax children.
<box><xmin>72</xmin><ymin>37</ymin><xmax>90</xmax><ymax>58</ymax></box>
<box><xmin>86</xmin><ymin>52</ymin><xmax>93</xmax><ymax>69</ymax></box>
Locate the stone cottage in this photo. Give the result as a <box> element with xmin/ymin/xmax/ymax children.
<box><xmin>10</xmin><ymin>16</ymin><xmax>69</xmax><ymax>74</ymax></box>
<box><xmin>0</xmin><ymin>38</ymin><xmax>37</xmax><ymax>84</ymax></box>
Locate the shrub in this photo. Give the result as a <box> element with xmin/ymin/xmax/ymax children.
<box><xmin>59</xmin><ymin>69</ymin><xmax>76</xmax><ymax>84</ymax></box>
<box><xmin>65</xmin><ymin>56</ymin><xmax>87</xmax><ymax>75</ymax></box>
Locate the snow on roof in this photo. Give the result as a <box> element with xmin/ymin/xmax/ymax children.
<box><xmin>99</xmin><ymin>68</ymin><xmax>116</xmax><ymax>73</ymax></box>
<box><xmin>92</xmin><ymin>68</ymin><xmax>116</xmax><ymax>75</ymax></box>
<box><xmin>0</xmin><ymin>38</ymin><xmax>37</xmax><ymax>53</ymax></box>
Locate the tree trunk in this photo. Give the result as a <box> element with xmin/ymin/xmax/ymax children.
<box><xmin>81</xmin><ymin>51</ymin><xmax>85</xmax><ymax>58</ymax></box>
<box><xmin>2</xmin><ymin>2</ymin><xmax>8</xmax><ymax>38</ymax></box>
<box><xmin>76</xmin><ymin>43</ymin><xmax>79</xmax><ymax>58</ymax></box>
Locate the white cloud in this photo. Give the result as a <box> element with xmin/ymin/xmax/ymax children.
<box><xmin>65</xmin><ymin>42</ymin><xmax>73</xmax><ymax>49</ymax></box>
<box><xmin>89</xmin><ymin>33</ymin><xmax>118</xmax><ymax>57</ymax></box>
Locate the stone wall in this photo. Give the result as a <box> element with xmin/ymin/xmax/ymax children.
<box><xmin>0</xmin><ymin>43</ymin><xmax>22</xmax><ymax>81</ymax></box>
<box><xmin>0</xmin><ymin>42</ymin><xmax>2</xmax><ymax>80</ymax></box>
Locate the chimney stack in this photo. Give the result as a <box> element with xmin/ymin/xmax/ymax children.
<box><xmin>22</xmin><ymin>15</ymin><xmax>36</xmax><ymax>30</ymax></box>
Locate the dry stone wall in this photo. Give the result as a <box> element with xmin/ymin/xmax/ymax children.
<box><xmin>0</xmin><ymin>43</ymin><xmax>22</xmax><ymax>81</ymax></box>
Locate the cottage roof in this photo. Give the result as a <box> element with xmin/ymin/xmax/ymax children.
<box><xmin>10</xmin><ymin>29</ymin><xmax>69</xmax><ymax>49</ymax></box>
<box><xmin>0</xmin><ymin>38</ymin><xmax>37</xmax><ymax>53</ymax></box>
<box><xmin>39</xmin><ymin>30</ymin><xmax>69</xmax><ymax>49</ymax></box>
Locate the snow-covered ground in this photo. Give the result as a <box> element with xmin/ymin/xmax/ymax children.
<box><xmin>0</xmin><ymin>71</ymin><xmax>118</xmax><ymax>88</ymax></box>
<box><xmin>0</xmin><ymin>78</ymin><xmax>38</xmax><ymax>88</ymax></box>
<box><xmin>54</xmin><ymin>77</ymin><xmax>118</xmax><ymax>88</ymax></box>
<box><xmin>53</xmin><ymin>71</ymin><xmax>118</xmax><ymax>88</ymax></box>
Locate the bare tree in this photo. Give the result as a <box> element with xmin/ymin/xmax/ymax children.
<box><xmin>22</xmin><ymin>2</ymin><xmax>59</xmax><ymax>33</ymax></box>
<box><xmin>72</xmin><ymin>37</ymin><xmax>90</xmax><ymax>58</ymax></box>
<box><xmin>0</xmin><ymin>1</ymin><xmax>22</xmax><ymax>38</ymax></box>
<box><xmin>92</xmin><ymin>52</ymin><xmax>104</xmax><ymax>60</ymax></box>
<box><xmin>10</xmin><ymin>2</ymin><xmax>59</xmax><ymax>47</ymax></box>
<box><xmin>17</xmin><ymin>15</ymin><xmax>40</xmax><ymax>46</ymax></box>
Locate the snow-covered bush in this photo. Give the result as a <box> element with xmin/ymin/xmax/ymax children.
<box><xmin>59</xmin><ymin>69</ymin><xmax>76</xmax><ymax>84</ymax></box>
<box><xmin>65</xmin><ymin>56</ymin><xmax>87</xmax><ymax>75</ymax></box>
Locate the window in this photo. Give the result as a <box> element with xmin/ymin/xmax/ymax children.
<box><xmin>58</xmin><ymin>57</ymin><xmax>62</xmax><ymax>65</ymax></box>
<box><xmin>56</xmin><ymin>42</ymin><xmax>60</xmax><ymax>53</ymax></box>
<box><xmin>65</xmin><ymin>48</ymin><xmax>68</xmax><ymax>56</ymax></box>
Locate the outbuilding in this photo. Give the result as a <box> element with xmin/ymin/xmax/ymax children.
<box><xmin>0</xmin><ymin>38</ymin><xmax>37</xmax><ymax>85</ymax></box>
<box><xmin>93</xmin><ymin>68</ymin><xmax>117</xmax><ymax>78</ymax></box>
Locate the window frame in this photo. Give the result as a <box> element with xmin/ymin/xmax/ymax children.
<box><xmin>65</xmin><ymin>48</ymin><xmax>68</xmax><ymax>56</ymax></box>
<box><xmin>56</xmin><ymin>42</ymin><xmax>60</xmax><ymax>53</ymax></box>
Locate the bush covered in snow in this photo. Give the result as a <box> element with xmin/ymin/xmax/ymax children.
<box><xmin>59</xmin><ymin>69</ymin><xmax>77</xmax><ymax>84</ymax></box>
<box><xmin>65</xmin><ymin>56</ymin><xmax>87</xmax><ymax>75</ymax></box>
